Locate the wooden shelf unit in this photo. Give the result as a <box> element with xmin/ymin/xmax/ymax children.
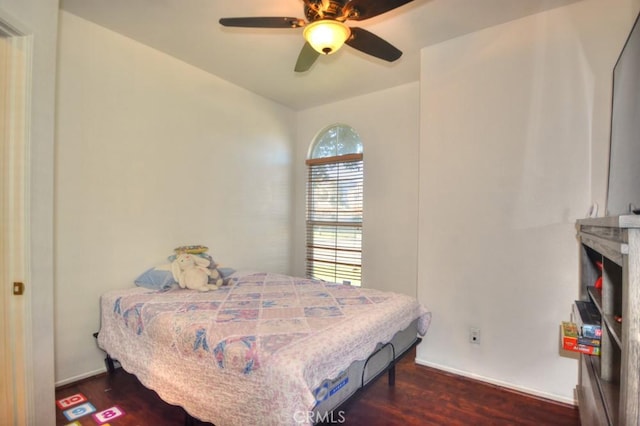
<box><xmin>576</xmin><ymin>215</ymin><xmax>640</xmax><ymax>426</ymax></box>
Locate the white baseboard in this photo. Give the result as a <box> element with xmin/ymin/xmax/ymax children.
<box><xmin>55</xmin><ymin>367</ymin><xmax>106</xmax><ymax>388</ymax></box>
<box><xmin>414</xmin><ymin>357</ymin><xmax>577</xmax><ymax>406</ymax></box>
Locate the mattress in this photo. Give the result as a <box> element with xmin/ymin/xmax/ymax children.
<box><xmin>98</xmin><ymin>271</ymin><xmax>431</xmax><ymax>425</ymax></box>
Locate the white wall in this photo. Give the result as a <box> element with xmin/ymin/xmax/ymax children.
<box><xmin>0</xmin><ymin>0</ymin><xmax>58</xmax><ymax>423</ymax></box>
<box><xmin>294</xmin><ymin>83</ymin><xmax>420</xmax><ymax>297</ymax></box>
<box><xmin>417</xmin><ymin>0</ymin><xmax>638</xmax><ymax>403</ymax></box>
<box><xmin>54</xmin><ymin>12</ymin><xmax>295</xmax><ymax>384</ymax></box>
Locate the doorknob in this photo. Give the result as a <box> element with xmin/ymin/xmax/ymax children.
<box><xmin>13</xmin><ymin>282</ymin><xmax>24</xmax><ymax>295</ymax></box>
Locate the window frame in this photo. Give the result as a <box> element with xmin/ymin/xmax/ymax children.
<box><xmin>305</xmin><ymin>151</ymin><xmax>363</xmax><ymax>286</ymax></box>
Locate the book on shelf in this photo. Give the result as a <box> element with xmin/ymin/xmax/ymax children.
<box><xmin>572</xmin><ymin>300</ymin><xmax>602</xmax><ymax>339</ymax></box>
<box><xmin>577</xmin><ymin>336</ymin><xmax>601</xmax><ymax>347</ymax></box>
<box><xmin>561</xmin><ymin>321</ymin><xmax>601</xmax><ymax>355</ymax></box>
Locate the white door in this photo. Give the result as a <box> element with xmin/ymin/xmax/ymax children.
<box><xmin>0</xmin><ymin>22</ymin><xmax>29</xmax><ymax>425</ymax></box>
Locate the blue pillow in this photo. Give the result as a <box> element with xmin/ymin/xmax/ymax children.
<box><xmin>134</xmin><ymin>264</ymin><xmax>176</xmax><ymax>290</ymax></box>
<box><xmin>136</xmin><ymin>255</ymin><xmax>236</xmax><ymax>290</ymax></box>
<box><xmin>218</xmin><ymin>267</ymin><xmax>236</xmax><ymax>278</ymax></box>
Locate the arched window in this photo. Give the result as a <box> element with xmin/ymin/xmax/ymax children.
<box><xmin>306</xmin><ymin>124</ymin><xmax>363</xmax><ymax>285</ymax></box>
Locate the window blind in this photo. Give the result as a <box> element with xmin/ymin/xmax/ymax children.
<box><xmin>306</xmin><ymin>153</ymin><xmax>363</xmax><ymax>285</ymax></box>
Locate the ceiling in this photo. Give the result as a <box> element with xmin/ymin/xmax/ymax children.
<box><xmin>59</xmin><ymin>0</ymin><xmax>579</xmax><ymax>110</ymax></box>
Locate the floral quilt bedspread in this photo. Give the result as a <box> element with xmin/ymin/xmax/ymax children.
<box><xmin>98</xmin><ymin>272</ymin><xmax>431</xmax><ymax>425</ymax></box>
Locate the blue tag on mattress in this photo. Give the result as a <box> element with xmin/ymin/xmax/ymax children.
<box><xmin>329</xmin><ymin>377</ymin><xmax>349</xmax><ymax>396</ymax></box>
<box><xmin>314</xmin><ymin>383</ymin><xmax>329</xmax><ymax>402</ymax></box>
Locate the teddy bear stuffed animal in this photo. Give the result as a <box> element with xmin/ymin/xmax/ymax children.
<box><xmin>171</xmin><ymin>253</ymin><xmax>220</xmax><ymax>291</ymax></box>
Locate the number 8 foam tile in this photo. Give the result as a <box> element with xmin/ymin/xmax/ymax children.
<box><xmin>92</xmin><ymin>406</ymin><xmax>126</xmax><ymax>424</ymax></box>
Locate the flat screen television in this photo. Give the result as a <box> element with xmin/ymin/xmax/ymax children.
<box><xmin>606</xmin><ymin>11</ymin><xmax>640</xmax><ymax>216</ymax></box>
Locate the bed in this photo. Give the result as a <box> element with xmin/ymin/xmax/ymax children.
<box><xmin>97</xmin><ymin>270</ymin><xmax>431</xmax><ymax>425</ymax></box>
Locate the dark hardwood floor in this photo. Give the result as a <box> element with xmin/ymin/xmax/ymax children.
<box><xmin>55</xmin><ymin>348</ymin><xmax>580</xmax><ymax>426</ymax></box>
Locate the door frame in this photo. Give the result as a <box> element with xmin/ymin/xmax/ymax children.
<box><xmin>0</xmin><ymin>10</ymin><xmax>32</xmax><ymax>425</ymax></box>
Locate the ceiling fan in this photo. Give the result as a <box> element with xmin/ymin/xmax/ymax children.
<box><xmin>219</xmin><ymin>0</ymin><xmax>414</xmax><ymax>72</ymax></box>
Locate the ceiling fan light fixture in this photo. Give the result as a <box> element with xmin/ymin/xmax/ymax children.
<box><xmin>303</xmin><ymin>20</ymin><xmax>351</xmax><ymax>55</ymax></box>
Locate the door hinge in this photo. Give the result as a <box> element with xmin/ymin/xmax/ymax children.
<box><xmin>13</xmin><ymin>282</ymin><xmax>24</xmax><ymax>295</ymax></box>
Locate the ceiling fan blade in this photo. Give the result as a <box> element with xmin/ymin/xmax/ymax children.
<box><xmin>295</xmin><ymin>42</ymin><xmax>321</xmax><ymax>72</ymax></box>
<box><xmin>344</xmin><ymin>0</ymin><xmax>414</xmax><ymax>21</ymax></box>
<box><xmin>219</xmin><ymin>17</ymin><xmax>305</xmax><ymax>28</ymax></box>
<box><xmin>345</xmin><ymin>27</ymin><xmax>402</xmax><ymax>62</ymax></box>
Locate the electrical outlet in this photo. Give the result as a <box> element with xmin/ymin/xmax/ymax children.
<box><xmin>469</xmin><ymin>327</ymin><xmax>481</xmax><ymax>344</ymax></box>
